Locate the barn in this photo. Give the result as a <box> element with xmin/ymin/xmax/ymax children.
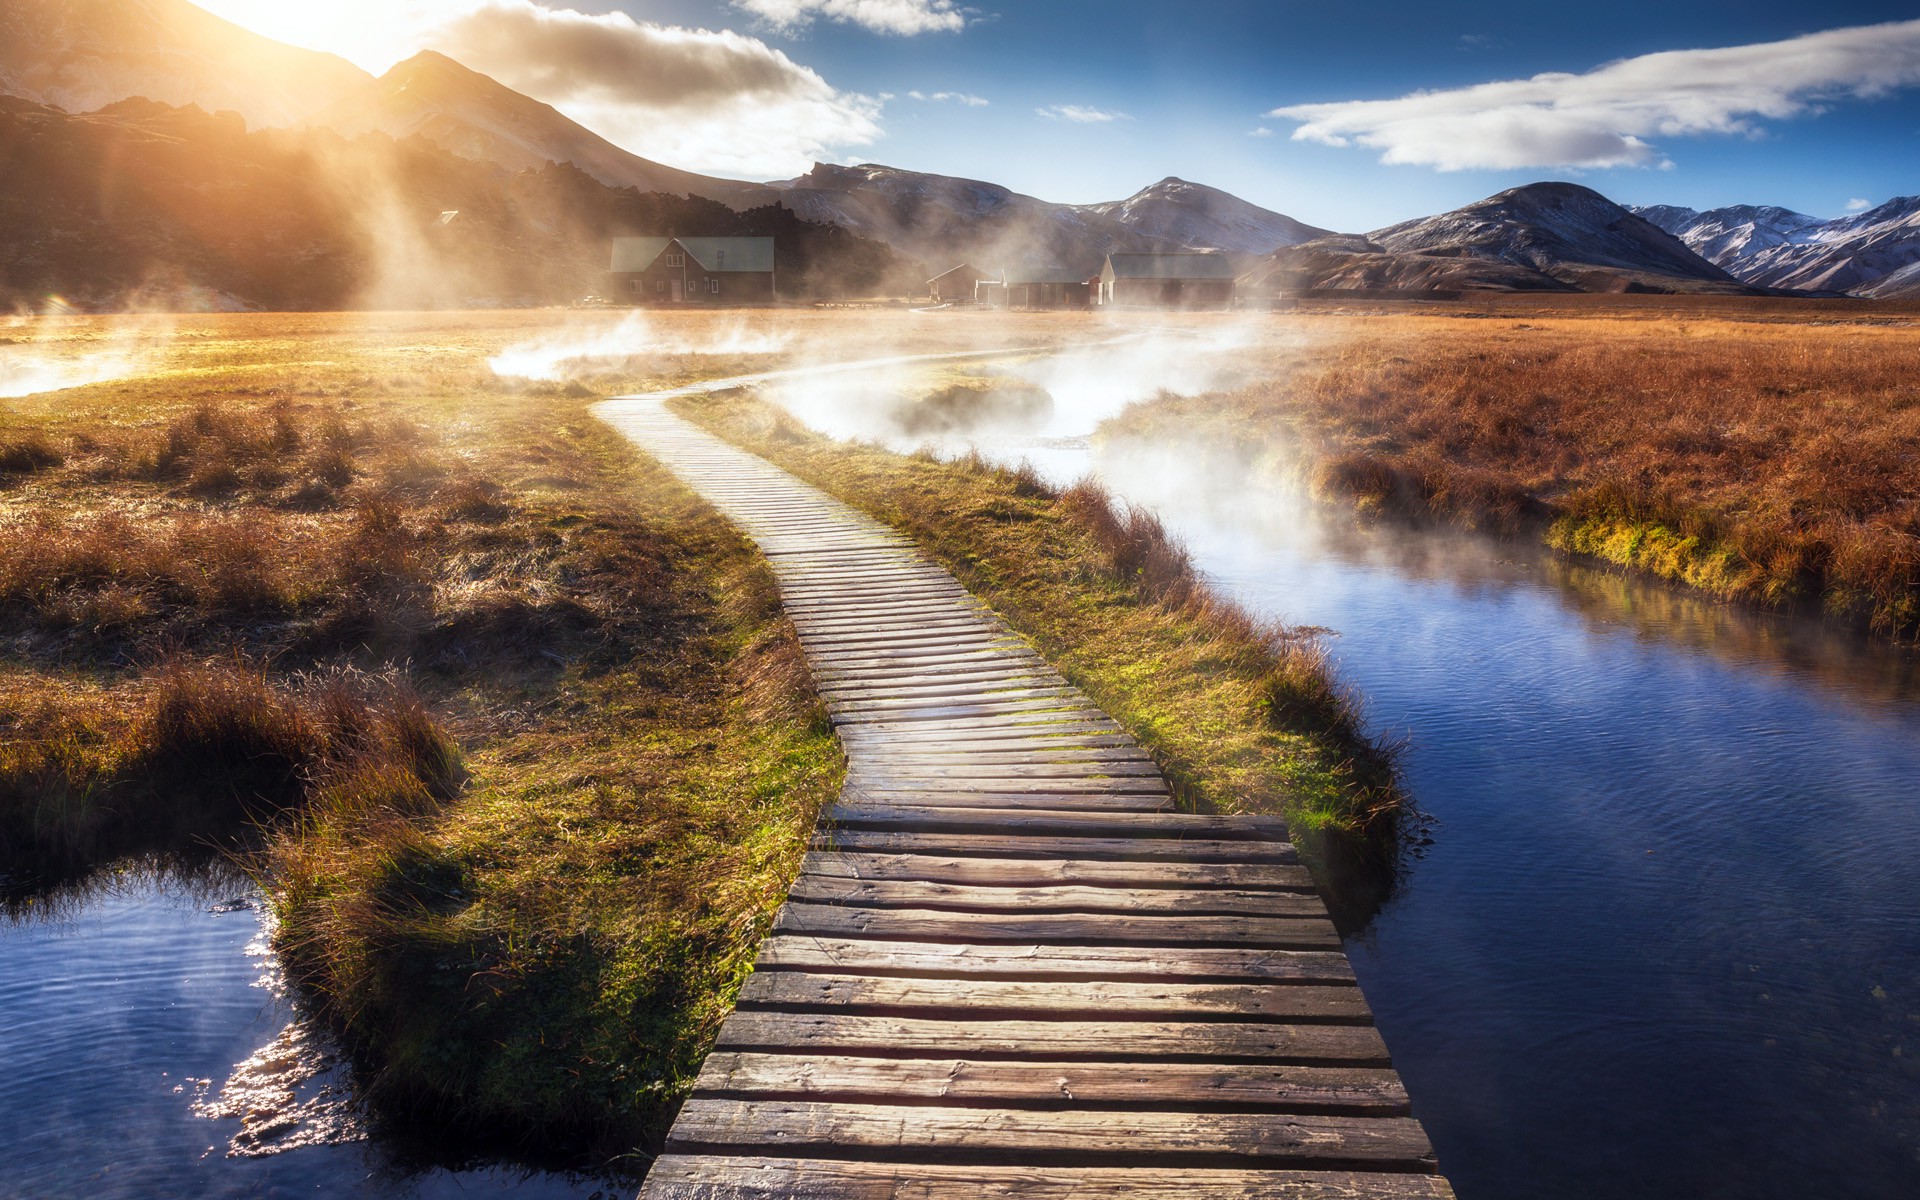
<box><xmin>980</xmin><ymin>266</ymin><xmax>1092</xmax><ymax>309</ymax></box>
<box><xmin>928</xmin><ymin>263</ymin><xmax>992</xmax><ymax>303</ymax></box>
<box><xmin>1097</xmin><ymin>252</ymin><xmax>1236</xmax><ymax>308</ymax></box>
<box><xmin>609</xmin><ymin>237</ymin><xmax>776</xmax><ymax>305</ymax></box>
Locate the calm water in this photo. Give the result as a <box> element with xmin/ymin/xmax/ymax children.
<box><xmin>0</xmin><ymin>876</ymin><xmax>615</xmax><ymax>1200</ymax></box>
<box><xmin>773</xmin><ymin>342</ymin><xmax>1920</xmax><ymax>1200</ymax></box>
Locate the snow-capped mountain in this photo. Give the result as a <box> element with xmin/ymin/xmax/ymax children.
<box><xmin>307</xmin><ymin>52</ymin><xmax>772</xmax><ymax>205</ymax></box>
<box><xmin>1075</xmin><ymin>177</ymin><xmax>1329</xmax><ymax>255</ymax></box>
<box><xmin>1366</xmin><ymin>183</ymin><xmax>1749</xmax><ymax>293</ymax></box>
<box><xmin>0</xmin><ymin>0</ymin><xmax>369</xmax><ymax>129</ymax></box>
<box><xmin>764</xmin><ymin>164</ymin><xmax>1327</xmax><ymax>276</ymax></box>
<box><xmin>1854</xmin><ymin>257</ymin><xmax>1920</xmax><ymax>300</ymax></box>
<box><xmin>1734</xmin><ymin>197</ymin><xmax>1920</xmax><ymax>294</ymax></box>
<box><xmin>1631</xmin><ymin>204</ymin><xmax>1827</xmax><ymax>271</ymax></box>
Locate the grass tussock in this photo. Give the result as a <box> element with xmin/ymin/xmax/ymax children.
<box><xmin>0</xmin><ymin>661</ymin><xmax>458</xmax><ymax>893</ymax></box>
<box><xmin>1105</xmin><ymin>311</ymin><xmax>1920</xmax><ymax>635</ymax></box>
<box><xmin>676</xmin><ymin>390</ymin><xmax>1405</xmax><ymax>908</ymax></box>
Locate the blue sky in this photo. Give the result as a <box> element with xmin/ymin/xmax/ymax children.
<box><xmin>209</xmin><ymin>1</ymin><xmax>1920</xmax><ymax>230</ymax></box>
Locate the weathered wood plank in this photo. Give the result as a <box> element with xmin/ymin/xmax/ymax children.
<box><xmin>815</xmin><ymin>831</ymin><xmax>1301</xmax><ymax>864</ymax></box>
<box><xmin>772</xmin><ymin>904</ymin><xmax>1341</xmax><ymax>949</ymax></box>
<box><xmin>665</xmin><ymin>1100</ymin><xmax>1433</xmax><ymax>1167</ymax></box>
<box><xmin>735</xmin><ymin>974</ymin><xmax>1370</xmax><ymax>1023</ymax></box>
<box><xmin>787</xmin><ymin>877</ymin><xmax>1319</xmax><ymax>915</ymax></box>
<box><xmin>824</xmin><ymin>805</ymin><xmax>1282</xmax><ymax>839</ymax></box>
<box><xmin>690</xmin><ymin>1054</ymin><xmax>1407</xmax><ymax>1113</ymax></box>
<box><xmin>797</xmin><ymin>852</ymin><xmax>1316</xmax><ymax>891</ymax></box>
<box><xmin>753</xmin><ymin>937</ymin><xmax>1357</xmax><ymax>984</ymax></box>
<box><xmin>642</xmin><ymin>1158</ymin><xmax>1456</xmax><ymax>1199</ymax></box>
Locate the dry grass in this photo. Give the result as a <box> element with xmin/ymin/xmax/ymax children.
<box><xmin>1107</xmin><ymin>304</ymin><xmax>1920</xmax><ymax>634</ymax></box>
<box><xmin>0</xmin><ymin>309</ymin><xmax>861</xmax><ymax>1166</ymax></box>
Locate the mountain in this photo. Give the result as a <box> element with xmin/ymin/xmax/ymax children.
<box><xmin>1366</xmin><ymin>182</ymin><xmax>1750</xmax><ymax>294</ymax></box>
<box><xmin>307</xmin><ymin>52</ymin><xmax>772</xmax><ymax>205</ymax></box>
<box><xmin>1242</xmin><ymin>234</ymin><xmax>1580</xmax><ymax>296</ymax></box>
<box><xmin>1733</xmin><ymin>196</ymin><xmax>1920</xmax><ymax>294</ymax></box>
<box><xmin>764</xmin><ymin>163</ymin><xmax>1329</xmax><ymax>276</ymax></box>
<box><xmin>0</xmin><ymin>95</ymin><xmax>918</xmax><ymax>310</ymax></box>
<box><xmin>1075</xmin><ymin>177</ymin><xmax>1330</xmax><ymax>255</ymax></box>
<box><xmin>1631</xmin><ymin>203</ymin><xmax>1826</xmax><ymax>271</ymax></box>
<box><xmin>0</xmin><ymin>0</ymin><xmax>370</xmax><ymax>129</ymax></box>
<box><xmin>1854</xmin><ymin>258</ymin><xmax>1920</xmax><ymax>300</ymax></box>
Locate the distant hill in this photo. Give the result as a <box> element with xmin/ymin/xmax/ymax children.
<box><xmin>1632</xmin><ymin>198</ymin><xmax>1920</xmax><ymax>296</ymax></box>
<box><xmin>0</xmin><ymin>96</ymin><xmax>918</xmax><ymax>310</ymax></box>
<box><xmin>1365</xmin><ymin>182</ymin><xmax>1751</xmax><ymax>294</ymax></box>
<box><xmin>0</xmin><ymin>0</ymin><xmax>370</xmax><ymax>128</ymax></box>
<box><xmin>1241</xmin><ymin>183</ymin><xmax>1752</xmax><ymax>297</ymax></box>
<box><xmin>308</xmin><ymin>51</ymin><xmax>773</xmax><ymax>206</ymax></box>
<box><xmin>766</xmin><ymin>163</ymin><xmax>1329</xmax><ymax>277</ymax></box>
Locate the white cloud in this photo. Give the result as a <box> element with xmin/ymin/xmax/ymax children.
<box><xmin>908</xmin><ymin>89</ymin><xmax>989</xmax><ymax>107</ymax></box>
<box><xmin>1037</xmin><ymin>104</ymin><xmax>1128</xmax><ymax>124</ymax></box>
<box><xmin>1271</xmin><ymin>19</ymin><xmax>1920</xmax><ymax>171</ymax></box>
<box><xmin>431</xmin><ymin>2</ymin><xmax>882</xmax><ymax>177</ymax></box>
<box><xmin>1846</xmin><ymin>197</ymin><xmax>1873</xmax><ymax>211</ymax></box>
<box><xmin>733</xmin><ymin>0</ymin><xmax>966</xmax><ymax>36</ymax></box>
<box><xmin>1247</xmin><ymin>126</ymin><xmax>1274</xmax><ymax>138</ymax></box>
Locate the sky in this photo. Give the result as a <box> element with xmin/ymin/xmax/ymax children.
<box><xmin>198</xmin><ymin>1</ymin><xmax>1920</xmax><ymax>231</ymax></box>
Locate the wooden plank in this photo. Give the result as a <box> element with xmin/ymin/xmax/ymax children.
<box><xmin>690</xmin><ymin>1055</ymin><xmax>1407</xmax><ymax>1114</ymax></box>
<box><xmin>642</xmin><ymin>1157</ymin><xmax>1456</xmax><ymax>1199</ymax></box>
<box><xmin>816</xmin><ymin>831</ymin><xmax>1300</xmax><ymax>864</ymax></box>
<box><xmin>833</xmin><ymin>790</ymin><xmax>1175</xmax><ymax>813</ymax></box>
<box><xmin>772</xmin><ymin>905</ymin><xmax>1341</xmax><ymax>950</ymax></box>
<box><xmin>787</xmin><ymin>877</ymin><xmax>1318</xmax><ymax>915</ymax></box>
<box><xmin>753</xmin><ymin>938</ymin><xmax>1357</xmax><ymax>984</ymax></box>
<box><xmin>824</xmin><ymin>806</ymin><xmax>1278</xmax><ymax>839</ymax></box>
<box><xmin>735</xmin><ymin>974</ymin><xmax>1370</xmax><ymax>1024</ymax></box>
<box><xmin>798</xmin><ymin>852</ymin><xmax>1316</xmax><ymax>891</ymax></box>
<box><xmin>664</xmin><ymin>1100</ymin><xmax>1433</xmax><ymax>1167</ymax></box>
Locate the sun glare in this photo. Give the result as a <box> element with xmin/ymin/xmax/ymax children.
<box><xmin>194</xmin><ymin>0</ymin><xmax>480</xmax><ymax>72</ymax></box>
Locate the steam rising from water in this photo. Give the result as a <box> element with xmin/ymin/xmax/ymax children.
<box><xmin>0</xmin><ymin>316</ymin><xmax>168</xmax><ymax>399</ymax></box>
<box><xmin>489</xmin><ymin>310</ymin><xmax>792</xmax><ymax>380</ymax></box>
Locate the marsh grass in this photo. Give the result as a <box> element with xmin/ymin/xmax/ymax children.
<box><xmin>0</xmin><ymin>310</ymin><xmax>845</xmax><ymax>1166</ymax></box>
<box><xmin>674</xmin><ymin>389</ymin><xmax>1406</xmax><ymax>914</ymax></box>
<box><xmin>1106</xmin><ymin>309</ymin><xmax>1920</xmax><ymax>635</ymax></box>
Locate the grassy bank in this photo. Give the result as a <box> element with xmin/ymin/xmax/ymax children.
<box><xmin>1101</xmin><ymin>309</ymin><xmax>1920</xmax><ymax>636</ymax></box>
<box><xmin>0</xmin><ymin>311</ymin><xmax>841</xmax><ymax>1165</ymax></box>
<box><xmin>672</xmin><ymin>387</ymin><xmax>1406</xmax><ymax>914</ymax></box>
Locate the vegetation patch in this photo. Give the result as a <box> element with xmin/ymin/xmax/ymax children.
<box><xmin>1102</xmin><ymin>309</ymin><xmax>1920</xmax><ymax>636</ymax></box>
<box><xmin>673</xmin><ymin>388</ymin><xmax>1406</xmax><ymax>917</ymax></box>
<box><xmin>0</xmin><ymin>313</ymin><xmax>842</xmax><ymax>1169</ymax></box>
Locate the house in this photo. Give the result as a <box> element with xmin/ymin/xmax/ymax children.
<box><xmin>928</xmin><ymin>263</ymin><xmax>992</xmax><ymax>303</ymax></box>
<box><xmin>608</xmin><ymin>237</ymin><xmax>776</xmax><ymax>305</ymax></box>
<box><xmin>979</xmin><ymin>266</ymin><xmax>1092</xmax><ymax>309</ymax></box>
<box><xmin>1097</xmin><ymin>252</ymin><xmax>1236</xmax><ymax>308</ymax></box>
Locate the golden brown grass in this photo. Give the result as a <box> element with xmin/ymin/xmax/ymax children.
<box><xmin>1107</xmin><ymin>304</ymin><xmax>1920</xmax><ymax>634</ymax></box>
<box><xmin>0</xmin><ymin>309</ymin><xmax>864</xmax><ymax>1165</ymax></box>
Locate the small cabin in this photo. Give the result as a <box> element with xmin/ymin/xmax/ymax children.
<box><xmin>981</xmin><ymin>266</ymin><xmax>1091</xmax><ymax>310</ymax></box>
<box><xmin>1097</xmin><ymin>252</ymin><xmax>1236</xmax><ymax>308</ymax></box>
<box><xmin>928</xmin><ymin>263</ymin><xmax>992</xmax><ymax>303</ymax></box>
<box><xmin>609</xmin><ymin>236</ymin><xmax>775</xmax><ymax>305</ymax></box>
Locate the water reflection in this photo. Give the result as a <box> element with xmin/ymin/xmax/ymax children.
<box><xmin>0</xmin><ymin>869</ymin><xmax>615</xmax><ymax>1199</ymax></box>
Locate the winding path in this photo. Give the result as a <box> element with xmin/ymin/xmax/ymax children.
<box><xmin>597</xmin><ymin>376</ymin><xmax>1450</xmax><ymax>1199</ymax></box>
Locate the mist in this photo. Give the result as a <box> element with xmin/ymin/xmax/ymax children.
<box><xmin>487</xmin><ymin>310</ymin><xmax>793</xmax><ymax>380</ymax></box>
<box><xmin>0</xmin><ymin>314</ymin><xmax>170</xmax><ymax>400</ymax></box>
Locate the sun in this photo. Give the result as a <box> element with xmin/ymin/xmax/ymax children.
<box><xmin>193</xmin><ymin>0</ymin><xmax>485</xmax><ymax>73</ymax></box>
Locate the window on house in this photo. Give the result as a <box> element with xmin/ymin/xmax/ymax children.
<box><xmin>656</xmin><ymin>280</ymin><xmax>666</xmax><ymax>293</ymax></box>
<box><xmin>665</xmin><ymin>253</ymin><xmax>684</xmax><ymax>267</ymax></box>
<box><xmin>710</xmin><ymin>279</ymin><xmax>720</xmax><ymax>294</ymax></box>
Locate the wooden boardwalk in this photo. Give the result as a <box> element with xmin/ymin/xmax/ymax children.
<box><xmin>598</xmin><ymin>393</ymin><xmax>1451</xmax><ymax>1199</ymax></box>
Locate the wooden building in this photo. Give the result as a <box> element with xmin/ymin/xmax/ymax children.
<box><xmin>1097</xmin><ymin>252</ymin><xmax>1236</xmax><ymax>308</ymax></box>
<box><xmin>609</xmin><ymin>237</ymin><xmax>775</xmax><ymax>305</ymax></box>
<box><xmin>979</xmin><ymin>266</ymin><xmax>1092</xmax><ymax>309</ymax></box>
<box><xmin>928</xmin><ymin>263</ymin><xmax>991</xmax><ymax>303</ymax></box>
